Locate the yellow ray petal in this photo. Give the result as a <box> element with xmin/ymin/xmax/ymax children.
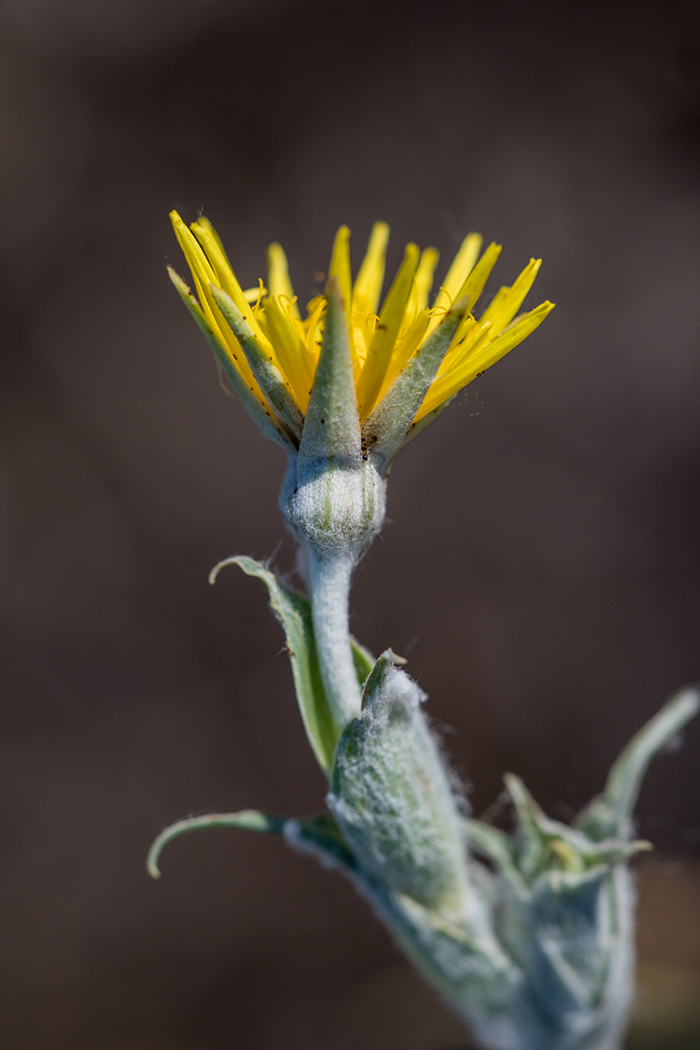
<box><xmin>168</xmin><ymin>267</ymin><xmax>295</xmax><ymax>448</ymax></box>
<box><xmin>303</xmin><ymin>295</ymin><xmax>327</xmax><ymax>356</ymax></box>
<box><xmin>351</xmin><ymin>311</ymin><xmax>377</xmax><ymax>368</ymax></box>
<box><xmin>440</xmin><ymin>280</ymin><xmax>512</xmax><ymax>366</ymax></box>
<box><xmin>265</xmin><ymin>296</ymin><xmax>315</xmax><ymax>411</ymax></box>
<box><xmin>190</xmin><ymin>216</ymin><xmax>267</xmax><ymax>345</ymax></box>
<box><xmin>446</xmin><ymin>258</ymin><xmax>542</xmax><ymax>371</ymax></box>
<box><xmin>457</xmin><ymin>299</ymin><xmax>553</xmax><ymax>386</ymax></box>
<box><xmin>267</xmin><ymin>242</ymin><xmax>300</xmax><ymax>319</ymax></box>
<box><xmin>211</xmin><ymin>285</ymin><xmax>304</xmax><ymax>439</ymax></box>
<box><xmin>480</xmin><ymin>259</ymin><xmax>541</xmax><ymax>339</ymax></box>
<box><xmin>356</xmin><ymin>242</ymin><xmax>420</xmax><ymax>420</ymax></box>
<box><xmin>189</xmin><ymin>216</ymin><xmax>232</xmax><ymax>272</ymax></box>
<box><xmin>171</xmin><ymin>213</ymin><xmax>233</xmax><ymax>344</ymax></box>
<box><xmin>430</xmin><ymin>232</ymin><xmax>483</xmax><ymax>325</ymax></box>
<box><xmin>352</xmin><ymin>221</ymin><xmax>390</xmax><ymax>317</ymax></box>
<box><xmin>378</xmin><ymin>307</ymin><xmax>431</xmax><ymax>398</ymax></box>
<box><xmin>401</xmin><ymin>273</ymin><xmax>420</xmax><ymax>332</ymax></box>
<box><xmin>454</xmin><ymin>242</ymin><xmax>502</xmax><ymax>311</ymax></box>
<box><xmin>478</xmin><ymin>285</ymin><xmax>511</xmax><ymax>323</ymax></box>
<box><xmin>437</xmin><ymin>243</ymin><xmax>501</xmax><ymax>352</ymax></box>
<box><xmin>415</xmin><ymin>301</ymin><xmax>555</xmax><ymax>421</ymax></box>
<box><xmin>440</xmin><ymin>318</ymin><xmax>494</xmax><ymax>376</ymax></box>
<box><xmin>243</xmin><ymin>284</ymin><xmax>268</xmax><ymax>303</ymax></box>
<box><xmin>170</xmin><ymin>213</ymin><xmax>274</xmax><ymax>415</ymax></box>
<box><xmin>415</xmin><ymin>247</ymin><xmax>440</xmax><ymax>310</ymax></box>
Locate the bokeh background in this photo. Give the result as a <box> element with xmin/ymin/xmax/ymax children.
<box><xmin>1</xmin><ymin>0</ymin><xmax>699</xmax><ymax>1047</ymax></box>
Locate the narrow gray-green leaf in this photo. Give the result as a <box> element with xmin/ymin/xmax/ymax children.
<box><xmin>210</xmin><ymin>555</ymin><xmax>336</xmax><ymax>774</ymax></box>
<box><xmin>209</xmin><ymin>556</ymin><xmax>373</xmax><ymax>776</ymax></box>
<box><xmin>575</xmin><ymin>685</ymin><xmax>699</xmax><ymax>841</ymax></box>
<box><xmin>147</xmin><ymin>809</ymin><xmax>357</xmax><ymax>879</ymax></box>
<box><xmin>147</xmin><ymin>809</ymin><xmax>287</xmax><ymax>878</ymax></box>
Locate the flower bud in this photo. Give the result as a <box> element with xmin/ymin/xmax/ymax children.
<box><xmin>328</xmin><ymin>650</ymin><xmax>470</xmax><ymax>918</ymax></box>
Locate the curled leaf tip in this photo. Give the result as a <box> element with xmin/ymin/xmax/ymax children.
<box><xmin>208</xmin><ymin>556</ymin><xmax>240</xmax><ymax>585</ymax></box>
<box><xmin>147</xmin><ymin>810</ymin><xmax>288</xmax><ymax>880</ymax></box>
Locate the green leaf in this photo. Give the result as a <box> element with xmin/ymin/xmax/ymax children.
<box><xmin>147</xmin><ymin>809</ymin><xmax>287</xmax><ymax>878</ymax></box>
<box><xmin>209</xmin><ymin>555</ymin><xmax>372</xmax><ymax>776</ymax></box>
<box><xmin>147</xmin><ymin>809</ymin><xmax>356</xmax><ymax>879</ymax></box>
<box><xmin>575</xmin><ymin>685</ymin><xmax>699</xmax><ymax>841</ymax></box>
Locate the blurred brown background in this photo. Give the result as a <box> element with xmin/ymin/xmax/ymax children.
<box><xmin>1</xmin><ymin>0</ymin><xmax>699</xmax><ymax>1047</ymax></box>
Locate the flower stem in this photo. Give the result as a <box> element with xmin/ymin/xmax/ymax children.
<box><xmin>307</xmin><ymin>547</ymin><xmax>362</xmax><ymax>734</ymax></box>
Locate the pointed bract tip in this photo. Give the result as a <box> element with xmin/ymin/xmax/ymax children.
<box><xmin>166</xmin><ymin>264</ymin><xmax>184</xmax><ymax>287</ymax></box>
<box><xmin>147</xmin><ymin>858</ymin><xmax>162</xmax><ymax>879</ymax></box>
<box><xmin>324</xmin><ymin>272</ymin><xmax>342</xmax><ymax>300</ymax></box>
<box><xmin>381</xmin><ymin>647</ymin><xmax>407</xmax><ymax>666</ymax></box>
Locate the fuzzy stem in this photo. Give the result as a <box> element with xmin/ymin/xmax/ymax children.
<box><xmin>308</xmin><ymin>547</ymin><xmax>362</xmax><ymax>734</ymax></box>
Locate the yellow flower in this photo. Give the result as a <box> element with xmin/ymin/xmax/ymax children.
<box><xmin>168</xmin><ymin>212</ymin><xmax>553</xmax><ymax>451</ymax></box>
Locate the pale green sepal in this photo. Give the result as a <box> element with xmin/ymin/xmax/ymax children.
<box><xmin>328</xmin><ymin>650</ymin><xmax>470</xmax><ymax>917</ymax></box>
<box><xmin>209</xmin><ymin>284</ymin><xmax>305</xmax><ymax>441</ymax></box>
<box><xmin>298</xmin><ymin>279</ymin><xmax>361</xmax><ymax>467</ymax></box>
<box><xmin>209</xmin><ymin>555</ymin><xmax>373</xmax><ymax>776</ymax></box>
<box><xmin>574</xmin><ymin>684</ymin><xmax>699</xmax><ymax>841</ymax></box>
<box><xmin>362</xmin><ymin>300</ymin><xmax>469</xmax><ymax>475</ymax></box>
<box><xmin>168</xmin><ymin>268</ymin><xmax>296</xmax><ymax>451</ymax></box>
<box><xmin>147</xmin><ymin>809</ymin><xmax>288</xmax><ymax>878</ymax></box>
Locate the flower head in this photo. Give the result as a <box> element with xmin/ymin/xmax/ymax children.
<box><xmin>169</xmin><ymin>212</ymin><xmax>553</xmax><ymax>470</ymax></box>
